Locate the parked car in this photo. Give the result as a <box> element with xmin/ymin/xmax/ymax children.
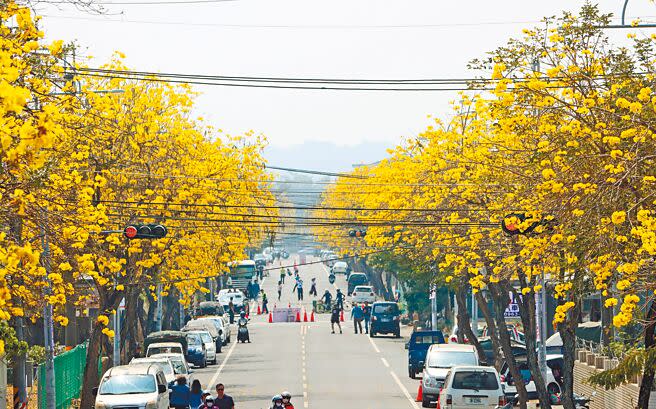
<box><xmin>129</xmin><ymin>356</ymin><xmax>176</xmax><ymax>386</ymax></box>
<box><xmin>350</xmin><ymin>285</ymin><xmax>376</xmax><ymax>303</ymax></box>
<box><xmin>478</xmin><ymin>336</ymin><xmax>527</xmax><ymax>366</ymax></box>
<box><xmin>186</xmin><ymin>330</ymin><xmax>216</xmax><ymax>365</ymax></box>
<box><xmin>146</xmin><ymin>342</ymin><xmax>184</xmax><ymax>357</ymax></box>
<box><xmin>183</xmin><ymin>332</ymin><xmax>207</xmax><ymax>368</ymax></box>
<box><xmin>254</xmin><ymin>253</ymin><xmax>267</xmax><ymax>267</ymax></box>
<box><xmin>370</xmin><ymin>301</ymin><xmax>400</xmax><ymax>338</ymax></box>
<box><xmin>197</xmin><ymin>315</ymin><xmax>230</xmax><ymax>345</ymax></box>
<box><xmin>421</xmin><ymin>343</ymin><xmax>479</xmax><ymax>407</ymax></box>
<box><xmin>347</xmin><ymin>272</ymin><xmax>369</xmax><ymax>295</ymax></box>
<box><xmin>331</xmin><ymin>261</ymin><xmax>349</xmax><ymax>274</ymax></box>
<box><xmin>500</xmin><ymin>354</ymin><xmax>563</xmax><ymax>400</ymax></box>
<box><xmin>438</xmin><ymin>365</ymin><xmax>506</xmax><ymax>408</ymax></box>
<box><xmin>183</xmin><ymin>318</ymin><xmax>222</xmax><ymax>353</ymax></box>
<box><xmin>217</xmin><ymin>289</ymin><xmax>246</xmax><ymax>313</ymax></box>
<box><xmin>153</xmin><ymin>352</ymin><xmax>192</xmax><ymax>381</ymax></box>
<box><xmin>405</xmin><ymin>330</ymin><xmax>445</xmax><ymax>379</ymax></box>
<box><xmin>93</xmin><ymin>363</ymin><xmax>169</xmax><ymax>409</ymax></box>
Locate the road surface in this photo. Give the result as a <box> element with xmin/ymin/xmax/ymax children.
<box><xmin>191</xmin><ymin>256</ymin><xmax>421</xmax><ymax>409</ymax></box>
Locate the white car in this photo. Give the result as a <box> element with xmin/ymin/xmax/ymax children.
<box><xmin>186</xmin><ymin>330</ymin><xmax>217</xmax><ymax>365</ymax></box>
<box><xmin>129</xmin><ymin>356</ymin><xmax>176</xmax><ymax>386</ymax></box>
<box><xmin>421</xmin><ymin>344</ymin><xmax>479</xmax><ymax>407</ymax></box>
<box><xmin>331</xmin><ymin>261</ymin><xmax>349</xmax><ymax>274</ymax></box>
<box><xmin>217</xmin><ymin>289</ymin><xmax>246</xmax><ymax>312</ymax></box>
<box><xmin>350</xmin><ymin>285</ymin><xmax>376</xmax><ymax>303</ymax></box>
<box><xmin>94</xmin><ymin>363</ymin><xmax>169</xmax><ymax>409</ymax></box>
<box><xmin>151</xmin><ymin>352</ymin><xmax>193</xmax><ymax>383</ymax></box>
<box><xmin>500</xmin><ymin>354</ymin><xmax>563</xmax><ymax>399</ymax></box>
<box><xmin>146</xmin><ymin>342</ymin><xmax>184</xmax><ymax>357</ymax></box>
<box><xmin>438</xmin><ymin>366</ymin><xmax>506</xmax><ymax>408</ymax></box>
<box><xmin>199</xmin><ymin>315</ymin><xmax>231</xmax><ymax>345</ymax></box>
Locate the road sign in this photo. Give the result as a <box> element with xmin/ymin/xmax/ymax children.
<box><xmin>504</xmin><ymin>292</ymin><xmax>520</xmax><ymax>317</ymax></box>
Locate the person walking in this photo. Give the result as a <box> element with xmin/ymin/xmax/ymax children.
<box><xmin>214</xmin><ymin>383</ymin><xmax>235</xmax><ymax>409</ymax></box>
<box><xmin>351</xmin><ymin>303</ymin><xmax>364</xmax><ymax>334</ymax></box>
<box><xmin>277</xmin><ymin>281</ymin><xmax>283</xmax><ymax>301</ymax></box>
<box><xmin>190</xmin><ymin>380</ymin><xmax>203</xmax><ymax>409</ymax></box>
<box><xmin>262</xmin><ymin>290</ymin><xmax>269</xmax><ymax>314</ymax></box>
<box><xmin>309</xmin><ymin>278</ymin><xmax>317</xmax><ymax>297</ymax></box>
<box><xmin>335</xmin><ymin>289</ymin><xmax>344</xmax><ymax>310</ymax></box>
<box><xmin>330</xmin><ymin>303</ymin><xmax>342</xmax><ymax>334</ymax></box>
<box><xmin>169</xmin><ymin>376</ymin><xmax>191</xmax><ymax>409</ymax></box>
<box><xmin>321</xmin><ymin>290</ymin><xmax>332</xmax><ymax>310</ymax></box>
<box><xmin>292</xmin><ymin>278</ymin><xmax>303</xmax><ymax>301</ymax></box>
<box><xmin>363</xmin><ymin>302</ymin><xmax>372</xmax><ymax>334</ymax></box>
<box><xmin>280</xmin><ymin>267</ymin><xmax>285</xmax><ymax>284</ymax></box>
<box><xmin>228</xmin><ymin>297</ymin><xmax>235</xmax><ymax>324</ymax></box>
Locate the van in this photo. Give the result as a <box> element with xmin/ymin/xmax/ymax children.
<box><xmin>370</xmin><ymin>301</ymin><xmax>400</xmax><ymax>338</ymax></box>
<box><xmin>347</xmin><ymin>273</ymin><xmax>368</xmax><ymax>295</ymax></box>
<box><xmin>93</xmin><ymin>363</ymin><xmax>169</xmax><ymax>409</ymax></box>
<box><xmin>438</xmin><ymin>366</ymin><xmax>505</xmax><ymax>408</ymax></box>
<box><xmin>421</xmin><ymin>343</ymin><xmax>479</xmax><ymax>407</ymax></box>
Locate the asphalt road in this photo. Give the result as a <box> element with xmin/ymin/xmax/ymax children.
<box><xmin>191</xmin><ymin>256</ymin><xmax>422</xmax><ymax>409</ymax></box>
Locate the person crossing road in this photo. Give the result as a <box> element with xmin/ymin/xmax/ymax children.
<box><xmin>351</xmin><ymin>303</ymin><xmax>364</xmax><ymax>334</ymax></box>
<box><xmin>330</xmin><ymin>303</ymin><xmax>342</xmax><ymax>334</ymax></box>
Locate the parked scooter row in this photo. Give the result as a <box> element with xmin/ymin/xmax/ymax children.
<box><xmin>495</xmin><ymin>392</ymin><xmax>594</xmax><ymax>409</ymax></box>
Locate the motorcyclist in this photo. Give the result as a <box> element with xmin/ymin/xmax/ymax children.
<box><xmin>309</xmin><ymin>278</ymin><xmax>317</xmax><ymax>297</ymax></box>
<box><xmin>281</xmin><ymin>391</ymin><xmax>294</xmax><ymax>409</ymax></box>
<box><xmin>335</xmin><ymin>289</ymin><xmax>344</xmax><ymax>310</ymax></box>
<box><xmin>199</xmin><ymin>396</ymin><xmax>215</xmax><ymax>409</ymax></box>
<box><xmin>270</xmin><ymin>395</ymin><xmax>284</xmax><ymax>409</ymax></box>
<box><xmin>321</xmin><ymin>290</ymin><xmax>332</xmax><ymax>309</ymax></box>
<box><xmin>238</xmin><ymin>311</ymin><xmax>250</xmax><ymax>342</ymax></box>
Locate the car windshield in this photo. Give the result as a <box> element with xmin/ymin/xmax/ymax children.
<box><xmin>373</xmin><ymin>304</ymin><xmax>398</xmax><ymax>314</ymax></box>
<box><xmin>99</xmin><ymin>375</ymin><xmax>156</xmax><ymax>395</ymax></box>
<box><xmin>187</xmin><ymin>334</ymin><xmax>202</xmax><ymax>346</ymax></box>
<box><xmin>354</xmin><ymin>286</ymin><xmax>372</xmax><ymax>292</ymax></box>
<box><xmin>131</xmin><ymin>360</ymin><xmax>173</xmax><ymax>376</ymax></box>
<box><xmin>412</xmin><ymin>335</ymin><xmax>443</xmax><ymax>345</ymax></box>
<box><xmin>428</xmin><ymin>351</ymin><xmax>477</xmax><ymax>368</ymax></box>
<box><xmin>199</xmin><ymin>333</ymin><xmax>213</xmax><ymax>343</ymax></box>
<box><xmin>148</xmin><ymin>346</ymin><xmax>181</xmax><ymax>355</ymax></box>
<box><xmin>168</xmin><ymin>358</ymin><xmax>188</xmax><ymax>374</ymax></box>
<box><xmin>452</xmin><ymin>371</ymin><xmax>499</xmax><ymax>390</ymax></box>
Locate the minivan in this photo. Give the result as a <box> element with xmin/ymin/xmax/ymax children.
<box><xmin>94</xmin><ymin>363</ymin><xmax>169</xmax><ymax>409</ymax></box>
<box><xmin>438</xmin><ymin>366</ymin><xmax>505</xmax><ymax>408</ymax></box>
<box><xmin>347</xmin><ymin>273</ymin><xmax>368</xmax><ymax>295</ymax></box>
<box><xmin>421</xmin><ymin>344</ymin><xmax>479</xmax><ymax>407</ymax></box>
<box><xmin>370</xmin><ymin>301</ymin><xmax>400</xmax><ymax>338</ymax></box>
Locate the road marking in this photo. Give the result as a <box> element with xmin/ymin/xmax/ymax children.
<box><xmin>303</xmin><ymin>375</ymin><xmax>306</xmax><ymax>381</ymax></box>
<box><xmin>390</xmin><ymin>370</ymin><xmax>420</xmax><ymax>409</ymax></box>
<box><xmin>207</xmin><ymin>336</ymin><xmax>238</xmax><ymax>389</ymax></box>
<box><xmin>381</xmin><ymin>357</ymin><xmax>390</xmax><ymax>368</ymax></box>
<box><xmin>367</xmin><ymin>335</ymin><xmax>381</xmax><ymax>353</ymax></box>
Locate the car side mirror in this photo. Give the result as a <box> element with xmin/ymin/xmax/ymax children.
<box><xmin>188</xmin><ymin>369</ymin><xmax>194</xmax><ymax>374</ymax></box>
<box><xmin>404</xmin><ymin>343</ymin><xmax>409</xmax><ymax>350</ymax></box>
<box><xmin>158</xmin><ymin>384</ymin><xmax>167</xmax><ymax>394</ymax></box>
<box><xmin>91</xmin><ymin>387</ymin><xmax>98</xmax><ymax>396</ymax></box>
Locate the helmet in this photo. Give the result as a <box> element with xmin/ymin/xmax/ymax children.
<box><xmin>240</xmin><ymin>311</ymin><xmax>246</xmax><ymax>318</ymax></box>
<box><xmin>281</xmin><ymin>391</ymin><xmax>292</xmax><ymax>399</ymax></box>
<box><xmin>272</xmin><ymin>395</ymin><xmax>283</xmax><ymax>402</ymax></box>
<box><xmin>205</xmin><ymin>396</ymin><xmax>215</xmax><ymax>403</ymax></box>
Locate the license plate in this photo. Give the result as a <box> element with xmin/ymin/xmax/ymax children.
<box><xmin>466</xmin><ymin>397</ymin><xmax>483</xmax><ymax>405</ymax></box>
<box><xmin>381</xmin><ymin>317</ymin><xmax>390</xmax><ymax>322</ymax></box>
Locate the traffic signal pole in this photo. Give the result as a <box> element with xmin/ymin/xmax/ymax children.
<box><xmin>40</xmin><ymin>210</ymin><xmax>56</xmax><ymax>409</ymax></box>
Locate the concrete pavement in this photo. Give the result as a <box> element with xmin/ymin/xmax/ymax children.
<box><xmin>191</xmin><ymin>255</ymin><xmax>422</xmax><ymax>409</ymax></box>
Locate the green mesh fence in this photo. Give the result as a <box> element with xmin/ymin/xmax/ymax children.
<box><xmin>38</xmin><ymin>343</ymin><xmax>87</xmax><ymax>409</ymax></box>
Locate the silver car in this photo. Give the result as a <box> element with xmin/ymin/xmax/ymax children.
<box><xmin>421</xmin><ymin>344</ymin><xmax>479</xmax><ymax>407</ymax></box>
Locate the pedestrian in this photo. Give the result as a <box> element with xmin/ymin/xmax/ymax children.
<box><xmin>190</xmin><ymin>379</ymin><xmax>203</xmax><ymax>409</ymax></box>
<box><xmin>330</xmin><ymin>303</ymin><xmax>342</xmax><ymax>334</ymax></box>
<box><xmin>335</xmin><ymin>289</ymin><xmax>344</xmax><ymax>310</ymax></box>
<box><xmin>309</xmin><ymin>278</ymin><xmax>317</xmax><ymax>297</ymax></box>
<box><xmin>292</xmin><ymin>278</ymin><xmax>303</xmax><ymax>301</ymax></box>
<box><xmin>281</xmin><ymin>391</ymin><xmax>294</xmax><ymax>409</ymax></box>
<box><xmin>262</xmin><ymin>290</ymin><xmax>269</xmax><ymax>314</ymax></box>
<box><xmin>246</xmin><ymin>281</ymin><xmax>254</xmax><ymax>299</ymax></box>
<box><xmin>280</xmin><ymin>268</ymin><xmax>285</xmax><ymax>284</ymax></box>
<box><xmin>321</xmin><ymin>290</ymin><xmax>332</xmax><ymax>310</ymax></box>
<box><xmin>351</xmin><ymin>303</ymin><xmax>364</xmax><ymax>334</ymax></box>
<box><xmin>169</xmin><ymin>376</ymin><xmax>191</xmax><ymax>409</ymax></box>
<box><xmin>277</xmin><ymin>281</ymin><xmax>283</xmax><ymax>301</ymax></box>
<box><xmin>214</xmin><ymin>383</ymin><xmax>235</xmax><ymax>409</ymax></box>
<box><xmin>363</xmin><ymin>302</ymin><xmax>372</xmax><ymax>334</ymax></box>
<box><xmin>293</xmin><ymin>262</ymin><xmax>298</xmax><ymax>275</ymax></box>
<box><xmin>228</xmin><ymin>297</ymin><xmax>235</xmax><ymax>324</ymax></box>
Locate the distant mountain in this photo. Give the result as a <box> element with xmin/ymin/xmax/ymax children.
<box><xmin>263</xmin><ymin>140</ymin><xmax>393</xmax><ymax>173</ymax></box>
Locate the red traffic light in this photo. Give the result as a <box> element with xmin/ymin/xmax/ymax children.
<box><xmin>124</xmin><ymin>225</ymin><xmax>138</xmax><ymax>239</ymax></box>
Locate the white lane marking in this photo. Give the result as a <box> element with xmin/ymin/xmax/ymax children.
<box><xmin>390</xmin><ymin>370</ymin><xmax>420</xmax><ymax>409</ymax></box>
<box><xmin>381</xmin><ymin>357</ymin><xmax>390</xmax><ymax>368</ymax></box>
<box><xmin>303</xmin><ymin>375</ymin><xmax>306</xmax><ymax>382</ymax></box>
<box><xmin>207</xmin><ymin>336</ymin><xmax>238</xmax><ymax>389</ymax></box>
<box><xmin>367</xmin><ymin>334</ymin><xmax>381</xmax><ymax>353</ymax></box>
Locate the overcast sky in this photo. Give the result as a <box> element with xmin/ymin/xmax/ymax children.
<box><xmin>36</xmin><ymin>0</ymin><xmax>656</xmax><ymax>154</ymax></box>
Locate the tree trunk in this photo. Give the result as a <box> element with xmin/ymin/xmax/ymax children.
<box><xmin>515</xmin><ymin>284</ymin><xmax>551</xmax><ymax>409</ymax></box>
<box><xmin>122</xmin><ymin>285</ymin><xmax>140</xmax><ymax>362</ymax></box>
<box><xmin>146</xmin><ymin>289</ymin><xmax>157</xmax><ymax>335</ymax></box>
<box><xmin>638</xmin><ymin>300</ymin><xmax>656</xmax><ymax>409</ymax></box>
<box><xmin>455</xmin><ymin>284</ymin><xmax>486</xmax><ymax>364</ymax></box>
<box><xmin>79</xmin><ymin>321</ymin><xmax>104</xmax><ymax>409</ymax></box>
<box><xmin>490</xmin><ymin>282</ymin><xmax>529</xmax><ymax>409</ymax></box>
<box><xmin>558</xmin><ymin>300</ymin><xmax>581</xmax><ymax>409</ymax></box>
<box><xmin>475</xmin><ymin>291</ymin><xmax>504</xmax><ymax>369</ymax></box>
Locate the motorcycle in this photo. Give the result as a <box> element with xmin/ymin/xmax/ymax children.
<box><xmin>237</xmin><ymin>317</ymin><xmax>250</xmax><ymax>343</ymax></box>
<box><xmin>329</xmin><ymin>273</ymin><xmax>335</xmax><ymax>284</ymax></box>
<box><xmin>573</xmin><ymin>392</ymin><xmax>594</xmax><ymax>409</ymax></box>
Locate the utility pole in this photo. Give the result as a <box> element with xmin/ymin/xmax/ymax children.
<box><xmin>155</xmin><ymin>283</ymin><xmax>163</xmax><ymax>332</ymax></box>
<box><xmin>537</xmin><ymin>271</ymin><xmax>548</xmax><ymax>382</ymax></box>
<box><xmin>471</xmin><ymin>290</ymin><xmax>478</xmax><ymax>335</ymax></box>
<box><xmin>40</xmin><ymin>210</ymin><xmax>56</xmax><ymax>409</ymax></box>
<box><xmin>430</xmin><ymin>284</ymin><xmax>438</xmax><ymax>330</ymax></box>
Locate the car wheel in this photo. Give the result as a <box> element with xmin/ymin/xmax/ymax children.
<box><xmin>201</xmin><ymin>358</ymin><xmax>207</xmax><ymax>368</ymax></box>
<box><xmin>370</xmin><ymin>331</ymin><xmax>375</xmax><ymax>338</ymax></box>
<box><xmin>409</xmin><ymin>369</ymin><xmax>415</xmax><ymax>379</ymax></box>
<box><xmin>421</xmin><ymin>396</ymin><xmax>432</xmax><ymax>408</ymax></box>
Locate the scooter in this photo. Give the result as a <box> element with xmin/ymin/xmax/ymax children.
<box><xmin>329</xmin><ymin>272</ymin><xmax>335</xmax><ymax>284</ymax></box>
<box><xmin>237</xmin><ymin>317</ymin><xmax>250</xmax><ymax>343</ymax></box>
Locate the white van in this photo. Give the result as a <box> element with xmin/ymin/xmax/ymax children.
<box><xmin>146</xmin><ymin>342</ymin><xmax>184</xmax><ymax>357</ymax></box>
<box><xmin>438</xmin><ymin>366</ymin><xmax>506</xmax><ymax>408</ymax></box>
<box><xmin>421</xmin><ymin>344</ymin><xmax>479</xmax><ymax>407</ymax></box>
<box><xmin>94</xmin><ymin>363</ymin><xmax>169</xmax><ymax>409</ymax></box>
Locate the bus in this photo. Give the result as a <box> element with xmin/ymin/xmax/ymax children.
<box><xmin>227</xmin><ymin>260</ymin><xmax>256</xmax><ymax>292</ymax></box>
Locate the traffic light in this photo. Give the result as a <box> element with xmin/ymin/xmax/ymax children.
<box><xmin>348</xmin><ymin>229</ymin><xmax>366</xmax><ymax>238</ymax></box>
<box><xmin>124</xmin><ymin>224</ymin><xmax>167</xmax><ymax>239</ymax></box>
<box><xmin>501</xmin><ymin>213</ymin><xmax>539</xmax><ymax>236</ymax></box>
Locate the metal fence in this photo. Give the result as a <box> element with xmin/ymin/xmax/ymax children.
<box><xmin>38</xmin><ymin>343</ymin><xmax>87</xmax><ymax>409</ymax></box>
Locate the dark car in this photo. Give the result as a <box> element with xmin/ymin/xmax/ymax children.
<box><xmin>347</xmin><ymin>273</ymin><xmax>369</xmax><ymax>295</ymax></box>
<box><xmin>370</xmin><ymin>302</ymin><xmax>400</xmax><ymax>338</ymax></box>
<box><xmin>185</xmin><ymin>332</ymin><xmax>207</xmax><ymax>368</ymax></box>
<box><xmin>405</xmin><ymin>330</ymin><xmax>445</xmax><ymax>379</ymax></box>
<box><xmin>478</xmin><ymin>336</ymin><xmax>526</xmax><ymax>366</ymax></box>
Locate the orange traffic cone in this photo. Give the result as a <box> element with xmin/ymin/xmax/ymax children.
<box><xmin>257</xmin><ymin>304</ymin><xmax>261</xmax><ymax>315</ymax></box>
<box><xmin>416</xmin><ymin>383</ymin><xmax>423</xmax><ymax>402</ymax></box>
<box><xmin>310</xmin><ymin>310</ymin><xmax>315</xmax><ymax>322</ymax></box>
<box><xmin>296</xmin><ymin>310</ymin><xmax>301</xmax><ymax>322</ymax></box>
<box><xmin>303</xmin><ymin>310</ymin><xmax>308</xmax><ymax>322</ymax></box>
<box><xmin>340</xmin><ymin>310</ymin><xmax>345</xmax><ymax>322</ymax></box>
<box><xmin>268</xmin><ymin>312</ymin><xmax>273</xmax><ymax>323</ymax></box>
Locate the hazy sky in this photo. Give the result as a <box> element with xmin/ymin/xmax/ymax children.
<box><xmin>36</xmin><ymin>0</ymin><xmax>656</xmax><ymax>149</ymax></box>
